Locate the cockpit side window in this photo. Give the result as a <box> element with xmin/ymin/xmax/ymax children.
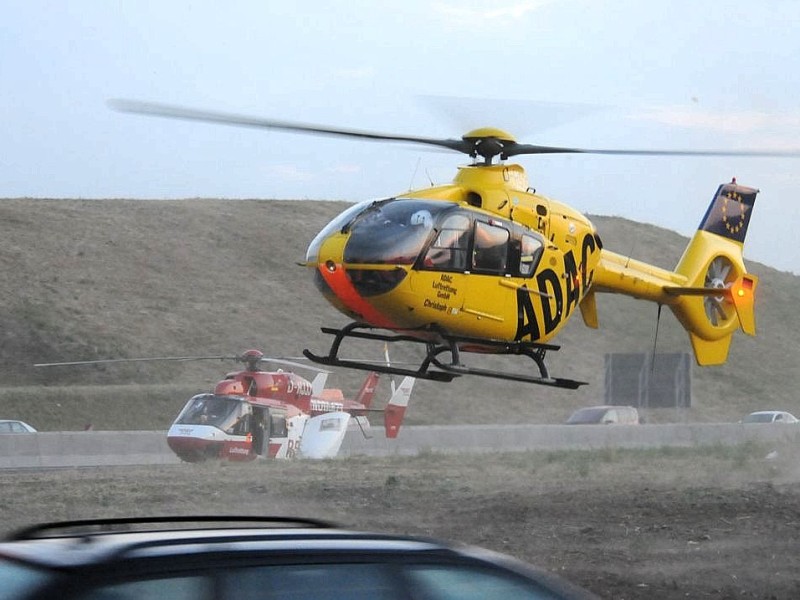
<box><xmin>422</xmin><ymin>214</ymin><xmax>471</xmax><ymax>272</ymax></box>
<box><xmin>518</xmin><ymin>234</ymin><xmax>544</xmax><ymax>277</ymax></box>
<box><xmin>472</xmin><ymin>221</ymin><xmax>509</xmax><ymax>273</ymax></box>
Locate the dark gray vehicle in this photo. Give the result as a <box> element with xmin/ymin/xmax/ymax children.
<box><xmin>0</xmin><ymin>516</ymin><xmax>599</xmax><ymax>599</ymax></box>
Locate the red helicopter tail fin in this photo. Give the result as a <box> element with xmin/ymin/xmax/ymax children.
<box><xmin>384</xmin><ymin>376</ymin><xmax>415</xmax><ymax>439</ymax></box>
<box><xmin>353</xmin><ymin>372</ymin><xmax>381</xmax><ymax>409</ymax></box>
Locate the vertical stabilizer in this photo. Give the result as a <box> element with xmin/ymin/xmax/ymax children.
<box><xmin>310</xmin><ymin>372</ymin><xmax>329</xmax><ymax>398</ymax></box>
<box><xmin>697</xmin><ymin>180</ymin><xmax>758</xmax><ymax>243</ymax></box>
<box><xmin>384</xmin><ymin>376</ymin><xmax>415</xmax><ymax>438</ymax></box>
<box><xmin>353</xmin><ymin>372</ymin><xmax>381</xmax><ymax>408</ymax></box>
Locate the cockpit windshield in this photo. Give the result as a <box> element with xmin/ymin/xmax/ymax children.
<box><xmin>175</xmin><ymin>394</ymin><xmax>243</xmax><ymax>429</ymax></box>
<box><xmin>344</xmin><ymin>199</ymin><xmax>458</xmax><ymax>264</ymax></box>
<box><xmin>305</xmin><ymin>199</ymin><xmax>373</xmax><ymax>264</ymax></box>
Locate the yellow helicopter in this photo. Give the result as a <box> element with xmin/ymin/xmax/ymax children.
<box><xmin>111</xmin><ymin>99</ymin><xmax>797</xmax><ymax>389</ymax></box>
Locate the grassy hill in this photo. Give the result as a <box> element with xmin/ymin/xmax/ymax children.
<box><xmin>1</xmin><ymin>197</ymin><xmax>797</xmax><ymax>430</ymax></box>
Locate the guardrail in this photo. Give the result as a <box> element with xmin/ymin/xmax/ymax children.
<box><xmin>1</xmin><ymin>424</ymin><xmax>798</xmax><ymax>468</ymax></box>
<box><xmin>0</xmin><ymin>431</ymin><xmax>178</xmax><ymax>468</ymax></box>
<box><xmin>340</xmin><ymin>422</ymin><xmax>800</xmax><ymax>456</ymax></box>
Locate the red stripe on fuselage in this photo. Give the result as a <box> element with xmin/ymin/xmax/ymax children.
<box><xmin>318</xmin><ymin>264</ymin><xmax>399</xmax><ymax>329</ymax></box>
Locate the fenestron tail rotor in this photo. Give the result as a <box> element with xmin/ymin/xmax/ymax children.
<box><xmin>703</xmin><ymin>256</ymin><xmax>736</xmax><ymax>327</ymax></box>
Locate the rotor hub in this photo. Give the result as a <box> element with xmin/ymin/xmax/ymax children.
<box><xmin>239</xmin><ymin>349</ymin><xmax>264</xmax><ymax>371</ymax></box>
<box><xmin>709</xmin><ymin>277</ymin><xmax>726</xmax><ymax>290</ymax></box>
<box><xmin>462</xmin><ymin>127</ymin><xmax>517</xmax><ymax>164</ymax></box>
<box><xmin>703</xmin><ymin>257</ymin><xmax>735</xmax><ymax>326</ymax></box>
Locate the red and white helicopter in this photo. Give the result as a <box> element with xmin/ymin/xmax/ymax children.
<box><xmin>167</xmin><ymin>349</ymin><xmax>416</xmax><ymax>461</ymax></box>
<box><xmin>36</xmin><ymin>349</ymin><xmax>415</xmax><ymax>462</ymax></box>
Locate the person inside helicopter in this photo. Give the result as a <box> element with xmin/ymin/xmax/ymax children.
<box><xmin>423</xmin><ymin>213</ymin><xmax>470</xmax><ymax>270</ymax></box>
<box><xmin>423</xmin><ymin>215</ymin><xmax>509</xmax><ymax>274</ymax></box>
<box><xmin>471</xmin><ymin>220</ymin><xmax>509</xmax><ymax>273</ymax></box>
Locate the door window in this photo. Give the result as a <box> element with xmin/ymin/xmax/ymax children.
<box><xmin>270</xmin><ymin>413</ymin><xmax>288</xmax><ymax>437</ymax></box>
<box><xmin>423</xmin><ymin>214</ymin><xmax>471</xmax><ymax>271</ymax></box>
<box><xmin>519</xmin><ymin>234</ymin><xmax>544</xmax><ymax>277</ymax></box>
<box><xmin>472</xmin><ymin>222</ymin><xmax>509</xmax><ymax>273</ymax></box>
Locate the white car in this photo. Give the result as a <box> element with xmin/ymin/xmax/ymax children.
<box><xmin>741</xmin><ymin>411</ymin><xmax>799</xmax><ymax>424</ymax></box>
<box><xmin>0</xmin><ymin>420</ymin><xmax>37</xmax><ymax>433</ymax></box>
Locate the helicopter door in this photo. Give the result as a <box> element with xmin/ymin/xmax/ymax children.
<box><xmin>460</xmin><ymin>220</ymin><xmax>514</xmax><ymax>337</ymax></box>
<box><xmin>263</xmin><ymin>408</ymin><xmax>294</xmax><ymax>458</ymax></box>
<box><xmin>251</xmin><ymin>407</ymin><xmax>268</xmax><ymax>456</ymax></box>
<box><xmin>410</xmin><ymin>213</ymin><xmax>472</xmax><ymax>327</ymax></box>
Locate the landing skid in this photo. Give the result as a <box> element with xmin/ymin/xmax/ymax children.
<box><xmin>303</xmin><ymin>323</ymin><xmax>587</xmax><ymax>389</ymax></box>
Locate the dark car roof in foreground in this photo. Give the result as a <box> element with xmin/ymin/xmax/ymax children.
<box><xmin>0</xmin><ymin>516</ymin><xmax>601</xmax><ymax>600</ymax></box>
<box><xmin>0</xmin><ymin>517</ymin><xmax>445</xmax><ymax>568</ymax></box>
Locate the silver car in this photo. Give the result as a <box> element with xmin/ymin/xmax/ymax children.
<box><xmin>741</xmin><ymin>411</ymin><xmax>799</xmax><ymax>424</ymax></box>
<box><xmin>0</xmin><ymin>419</ymin><xmax>37</xmax><ymax>433</ymax></box>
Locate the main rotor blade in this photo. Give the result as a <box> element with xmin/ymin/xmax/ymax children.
<box><xmin>34</xmin><ymin>355</ymin><xmax>236</xmax><ymax>367</ymax></box>
<box><xmin>108</xmin><ymin>99</ymin><xmax>469</xmax><ymax>154</ymax></box>
<box><xmin>110</xmin><ymin>99</ymin><xmax>800</xmax><ymax>160</ymax></box>
<box><xmin>260</xmin><ymin>358</ymin><xmax>331</xmax><ymax>374</ymax></box>
<box><xmin>505</xmin><ymin>143</ymin><xmax>800</xmax><ymax>158</ymax></box>
<box><xmin>34</xmin><ymin>354</ymin><xmax>334</xmax><ymax>374</ymax></box>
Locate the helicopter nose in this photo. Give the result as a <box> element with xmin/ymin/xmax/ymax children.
<box><xmin>307</xmin><ymin>233</ymin><xmax>399</xmax><ymax>328</ymax></box>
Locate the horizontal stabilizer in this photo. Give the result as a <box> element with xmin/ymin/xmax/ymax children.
<box><xmin>663</xmin><ymin>286</ymin><xmax>734</xmax><ymax>296</ymax></box>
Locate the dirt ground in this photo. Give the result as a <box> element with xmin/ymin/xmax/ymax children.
<box><xmin>1</xmin><ymin>445</ymin><xmax>799</xmax><ymax>599</ymax></box>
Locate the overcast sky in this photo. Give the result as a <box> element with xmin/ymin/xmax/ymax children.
<box><xmin>3</xmin><ymin>0</ymin><xmax>800</xmax><ymax>273</ymax></box>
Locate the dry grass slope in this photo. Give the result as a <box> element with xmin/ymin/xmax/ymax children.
<box><xmin>1</xmin><ymin>197</ymin><xmax>797</xmax><ymax>430</ymax></box>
